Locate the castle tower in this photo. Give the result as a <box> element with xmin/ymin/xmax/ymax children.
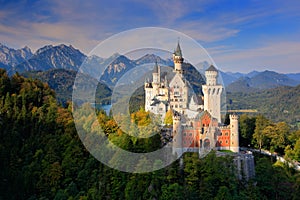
<box><xmin>164</xmin><ymin>75</ymin><xmax>168</xmax><ymax>87</ymax></box>
<box><xmin>172</xmin><ymin>42</ymin><xmax>184</xmax><ymax>74</ymax></box>
<box><xmin>172</xmin><ymin>112</ymin><xmax>183</xmax><ymax>155</ymax></box>
<box><xmin>152</xmin><ymin>61</ymin><xmax>160</xmax><ymax>84</ymax></box>
<box><xmin>144</xmin><ymin>80</ymin><xmax>153</xmax><ymax>112</ymax></box>
<box><xmin>145</xmin><ymin>63</ymin><xmax>160</xmax><ymax>112</ymax></box>
<box><xmin>230</xmin><ymin>114</ymin><xmax>239</xmax><ymax>152</ymax></box>
<box><xmin>152</xmin><ymin>61</ymin><xmax>160</xmax><ymax>96</ymax></box>
<box><xmin>202</xmin><ymin>65</ymin><xmax>223</xmax><ymax>123</ymax></box>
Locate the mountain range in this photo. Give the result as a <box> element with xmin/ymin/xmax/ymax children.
<box><xmin>223</xmin><ymin>70</ymin><xmax>300</xmax><ymax>93</ymax></box>
<box><xmin>1</xmin><ymin>43</ymin><xmax>299</xmax><ymax>93</ymax></box>
<box><xmin>0</xmin><ymin>43</ymin><xmax>33</xmax><ymax>71</ymax></box>
<box><xmin>1</xmin><ymin>43</ymin><xmax>299</xmax><ymax>126</ymax></box>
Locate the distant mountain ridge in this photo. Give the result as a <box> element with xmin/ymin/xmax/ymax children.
<box><xmin>225</xmin><ymin>70</ymin><xmax>300</xmax><ymax>93</ymax></box>
<box><xmin>0</xmin><ymin>43</ymin><xmax>33</xmax><ymax>71</ymax></box>
<box><xmin>14</xmin><ymin>44</ymin><xmax>86</xmax><ymax>73</ymax></box>
<box><xmin>1</xmin><ymin>43</ymin><xmax>299</xmax><ymax>92</ymax></box>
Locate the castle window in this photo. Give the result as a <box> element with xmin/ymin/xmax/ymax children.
<box><xmin>184</xmin><ymin>133</ymin><xmax>186</xmax><ymax>136</ymax></box>
<box><xmin>189</xmin><ymin>133</ymin><xmax>192</xmax><ymax>136</ymax></box>
<box><xmin>220</xmin><ymin>141</ymin><xmax>222</xmax><ymax>144</ymax></box>
<box><xmin>175</xmin><ymin>105</ymin><xmax>178</xmax><ymax>108</ymax></box>
<box><xmin>226</xmin><ymin>140</ymin><xmax>228</xmax><ymax>143</ymax></box>
<box><xmin>232</xmin><ymin>142</ymin><xmax>234</xmax><ymax>144</ymax></box>
<box><xmin>225</xmin><ymin>132</ymin><xmax>228</xmax><ymax>136</ymax></box>
<box><xmin>179</xmin><ymin>105</ymin><xmax>182</xmax><ymax>108</ymax></box>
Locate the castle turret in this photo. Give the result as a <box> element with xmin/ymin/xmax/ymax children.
<box><xmin>152</xmin><ymin>61</ymin><xmax>161</xmax><ymax>97</ymax></box>
<box><xmin>202</xmin><ymin>65</ymin><xmax>223</xmax><ymax>123</ymax></box>
<box><xmin>172</xmin><ymin>112</ymin><xmax>183</xmax><ymax>155</ymax></box>
<box><xmin>164</xmin><ymin>75</ymin><xmax>168</xmax><ymax>87</ymax></box>
<box><xmin>144</xmin><ymin>80</ymin><xmax>153</xmax><ymax>112</ymax></box>
<box><xmin>205</xmin><ymin>65</ymin><xmax>218</xmax><ymax>86</ymax></box>
<box><xmin>152</xmin><ymin>61</ymin><xmax>160</xmax><ymax>84</ymax></box>
<box><xmin>229</xmin><ymin>114</ymin><xmax>239</xmax><ymax>152</ymax></box>
<box><xmin>145</xmin><ymin>62</ymin><xmax>160</xmax><ymax>112</ymax></box>
<box><xmin>172</xmin><ymin>42</ymin><xmax>184</xmax><ymax>74</ymax></box>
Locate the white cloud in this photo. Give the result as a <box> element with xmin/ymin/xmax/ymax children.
<box><xmin>211</xmin><ymin>41</ymin><xmax>300</xmax><ymax>73</ymax></box>
<box><xmin>0</xmin><ymin>0</ymin><xmax>300</xmax><ymax>73</ymax></box>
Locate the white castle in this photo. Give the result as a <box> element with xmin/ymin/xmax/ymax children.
<box><xmin>144</xmin><ymin>42</ymin><xmax>239</xmax><ymax>154</ymax></box>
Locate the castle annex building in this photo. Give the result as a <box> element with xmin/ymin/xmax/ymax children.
<box><xmin>144</xmin><ymin>43</ymin><xmax>240</xmax><ymax>154</ymax></box>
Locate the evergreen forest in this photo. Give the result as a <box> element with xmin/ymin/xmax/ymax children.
<box><xmin>1</xmin><ymin>69</ymin><xmax>300</xmax><ymax>199</ymax></box>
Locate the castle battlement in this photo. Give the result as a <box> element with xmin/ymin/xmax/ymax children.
<box><xmin>229</xmin><ymin>114</ymin><xmax>239</xmax><ymax>120</ymax></box>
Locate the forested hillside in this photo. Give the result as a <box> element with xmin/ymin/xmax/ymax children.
<box><xmin>227</xmin><ymin>85</ymin><xmax>300</xmax><ymax>126</ymax></box>
<box><xmin>0</xmin><ymin>69</ymin><xmax>300</xmax><ymax>199</ymax></box>
<box><xmin>23</xmin><ymin>69</ymin><xmax>112</xmax><ymax>105</ymax></box>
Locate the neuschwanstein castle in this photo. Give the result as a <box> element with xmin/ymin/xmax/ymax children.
<box><xmin>144</xmin><ymin>43</ymin><xmax>239</xmax><ymax>154</ymax></box>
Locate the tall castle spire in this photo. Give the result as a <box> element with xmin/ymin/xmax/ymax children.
<box><xmin>174</xmin><ymin>41</ymin><xmax>183</xmax><ymax>57</ymax></box>
<box><xmin>172</xmin><ymin>41</ymin><xmax>184</xmax><ymax>74</ymax></box>
<box><xmin>152</xmin><ymin>60</ymin><xmax>160</xmax><ymax>84</ymax></box>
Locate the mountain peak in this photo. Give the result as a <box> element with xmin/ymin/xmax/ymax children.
<box><xmin>14</xmin><ymin>44</ymin><xmax>86</xmax><ymax>72</ymax></box>
<box><xmin>36</xmin><ymin>45</ymin><xmax>54</xmax><ymax>55</ymax></box>
<box><xmin>135</xmin><ymin>54</ymin><xmax>167</xmax><ymax>65</ymax></box>
<box><xmin>57</xmin><ymin>44</ymin><xmax>75</xmax><ymax>50</ymax></box>
<box><xmin>0</xmin><ymin>43</ymin><xmax>33</xmax><ymax>69</ymax></box>
<box><xmin>22</xmin><ymin>46</ymin><xmax>31</xmax><ymax>52</ymax></box>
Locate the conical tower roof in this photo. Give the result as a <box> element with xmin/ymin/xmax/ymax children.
<box><xmin>174</xmin><ymin>42</ymin><xmax>183</xmax><ymax>57</ymax></box>
<box><xmin>206</xmin><ymin>65</ymin><xmax>218</xmax><ymax>72</ymax></box>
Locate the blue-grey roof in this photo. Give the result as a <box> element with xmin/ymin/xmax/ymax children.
<box><xmin>206</xmin><ymin>65</ymin><xmax>218</xmax><ymax>72</ymax></box>
<box><xmin>174</xmin><ymin>42</ymin><xmax>183</xmax><ymax>57</ymax></box>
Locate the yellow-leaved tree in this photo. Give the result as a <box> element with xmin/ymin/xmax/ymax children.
<box><xmin>164</xmin><ymin>109</ymin><xmax>173</xmax><ymax>126</ymax></box>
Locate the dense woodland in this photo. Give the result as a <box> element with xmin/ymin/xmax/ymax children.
<box><xmin>1</xmin><ymin>69</ymin><xmax>300</xmax><ymax>199</ymax></box>
<box><xmin>227</xmin><ymin>85</ymin><xmax>300</xmax><ymax>127</ymax></box>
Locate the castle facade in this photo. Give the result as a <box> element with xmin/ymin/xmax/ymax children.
<box><xmin>144</xmin><ymin>43</ymin><xmax>239</xmax><ymax>154</ymax></box>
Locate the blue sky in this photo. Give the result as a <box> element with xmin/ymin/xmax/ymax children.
<box><xmin>0</xmin><ymin>0</ymin><xmax>299</xmax><ymax>73</ymax></box>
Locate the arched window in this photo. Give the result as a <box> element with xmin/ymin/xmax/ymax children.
<box><xmin>204</xmin><ymin>139</ymin><xmax>210</xmax><ymax>150</ymax></box>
